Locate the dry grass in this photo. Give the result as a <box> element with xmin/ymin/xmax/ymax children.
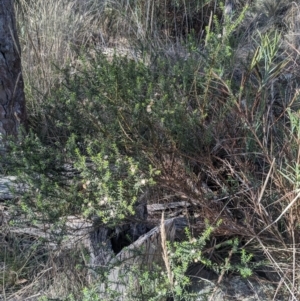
<box><xmin>15</xmin><ymin>0</ymin><xmax>106</xmax><ymax>121</ymax></box>
<box><xmin>0</xmin><ymin>225</ymin><xmax>89</xmax><ymax>300</ymax></box>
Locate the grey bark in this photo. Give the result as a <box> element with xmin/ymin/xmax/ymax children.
<box><xmin>0</xmin><ymin>0</ymin><xmax>26</xmax><ymax>139</ymax></box>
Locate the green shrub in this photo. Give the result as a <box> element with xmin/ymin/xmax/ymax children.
<box><xmin>5</xmin><ymin>132</ymin><xmax>149</xmax><ymax>227</ymax></box>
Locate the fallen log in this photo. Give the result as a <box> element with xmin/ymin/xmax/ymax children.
<box><xmin>99</xmin><ymin>216</ymin><xmax>188</xmax><ymax>300</ymax></box>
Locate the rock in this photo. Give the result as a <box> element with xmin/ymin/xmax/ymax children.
<box><xmin>0</xmin><ymin>175</ymin><xmax>17</xmax><ymax>200</ymax></box>
<box><xmin>189</xmin><ymin>275</ymin><xmax>279</xmax><ymax>301</ymax></box>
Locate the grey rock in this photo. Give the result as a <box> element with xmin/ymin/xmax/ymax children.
<box><xmin>0</xmin><ymin>175</ymin><xmax>17</xmax><ymax>200</ymax></box>
<box><xmin>190</xmin><ymin>276</ymin><xmax>279</xmax><ymax>301</ymax></box>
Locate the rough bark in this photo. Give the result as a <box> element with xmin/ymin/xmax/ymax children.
<box><xmin>0</xmin><ymin>0</ymin><xmax>26</xmax><ymax>138</ymax></box>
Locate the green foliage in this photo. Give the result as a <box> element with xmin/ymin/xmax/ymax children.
<box><xmin>279</xmin><ymin>109</ymin><xmax>300</xmax><ymax>190</ymax></box>
<box><xmin>212</xmin><ymin>238</ymin><xmax>263</xmax><ymax>279</ymax></box>
<box><xmin>166</xmin><ymin>224</ymin><xmax>218</xmax><ymax>299</ymax></box>
<box><xmin>250</xmin><ymin>30</ymin><xmax>286</xmax><ymax>90</ymax></box>
<box><xmin>33</xmin><ymin>51</ymin><xmax>215</xmax><ymax>159</ymax></box>
<box><xmin>4</xmin><ymin>132</ymin><xmax>149</xmax><ymax>227</ymax></box>
<box><xmin>73</xmin><ymin>139</ymin><xmax>149</xmax><ymax>224</ymax></box>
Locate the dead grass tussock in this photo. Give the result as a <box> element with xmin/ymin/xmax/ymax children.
<box><xmin>15</xmin><ymin>0</ymin><xmax>105</xmax><ymax>109</ymax></box>
<box><xmin>0</xmin><ymin>228</ymin><xmax>89</xmax><ymax>300</ymax></box>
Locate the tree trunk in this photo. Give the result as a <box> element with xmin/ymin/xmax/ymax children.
<box><xmin>0</xmin><ymin>0</ymin><xmax>26</xmax><ymax>139</ymax></box>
